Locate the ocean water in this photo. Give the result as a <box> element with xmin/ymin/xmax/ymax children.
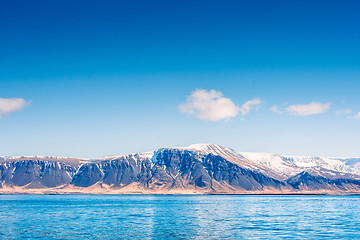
<box><xmin>0</xmin><ymin>195</ymin><xmax>359</xmax><ymax>239</ymax></box>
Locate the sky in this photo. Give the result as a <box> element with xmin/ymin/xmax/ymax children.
<box><xmin>1</xmin><ymin>0</ymin><xmax>360</xmax><ymax>158</ymax></box>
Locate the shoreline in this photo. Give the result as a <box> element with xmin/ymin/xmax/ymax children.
<box><xmin>1</xmin><ymin>190</ymin><xmax>360</xmax><ymax>196</ymax></box>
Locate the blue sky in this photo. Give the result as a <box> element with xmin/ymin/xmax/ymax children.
<box><xmin>1</xmin><ymin>0</ymin><xmax>359</xmax><ymax>158</ymax></box>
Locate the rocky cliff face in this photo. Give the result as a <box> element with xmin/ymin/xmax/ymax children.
<box><xmin>1</xmin><ymin>145</ymin><xmax>360</xmax><ymax>194</ymax></box>
<box><xmin>0</xmin><ymin>159</ymin><xmax>78</xmax><ymax>188</ymax></box>
<box><xmin>72</xmin><ymin>156</ymin><xmax>153</xmax><ymax>188</ymax></box>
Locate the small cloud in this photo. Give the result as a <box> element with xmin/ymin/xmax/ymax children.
<box><xmin>0</xmin><ymin>98</ymin><xmax>31</xmax><ymax>118</ymax></box>
<box><xmin>179</xmin><ymin>89</ymin><xmax>238</xmax><ymax>121</ymax></box>
<box><xmin>351</xmin><ymin>112</ymin><xmax>360</xmax><ymax>120</ymax></box>
<box><xmin>179</xmin><ymin>89</ymin><xmax>260</xmax><ymax>121</ymax></box>
<box><xmin>269</xmin><ymin>105</ymin><xmax>283</xmax><ymax>114</ymax></box>
<box><xmin>239</xmin><ymin>98</ymin><xmax>261</xmax><ymax>115</ymax></box>
<box><xmin>335</xmin><ymin>109</ymin><xmax>352</xmax><ymax>115</ymax></box>
<box><xmin>285</xmin><ymin>102</ymin><xmax>331</xmax><ymax>116</ymax></box>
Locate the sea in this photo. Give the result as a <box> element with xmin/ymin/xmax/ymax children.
<box><xmin>0</xmin><ymin>195</ymin><xmax>359</xmax><ymax>239</ymax></box>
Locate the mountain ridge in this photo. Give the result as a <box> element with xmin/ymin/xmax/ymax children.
<box><xmin>1</xmin><ymin>144</ymin><xmax>360</xmax><ymax>195</ymax></box>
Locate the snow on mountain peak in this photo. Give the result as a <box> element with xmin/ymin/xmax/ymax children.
<box><xmin>0</xmin><ymin>155</ymin><xmax>77</xmax><ymax>161</ymax></box>
<box><xmin>99</xmin><ymin>151</ymin><xmax>155</xmax><ymax>161</ymax></box>
<box><xmin>184</xmin><ymin>143</ymin><xmax>244</xmax><ymax>159</ymax></box>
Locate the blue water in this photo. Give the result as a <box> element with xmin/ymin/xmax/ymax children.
<box><xmin>0</xmin><ymin>195</ymin><xmax>359</xmax><ymax>239</ymax></box>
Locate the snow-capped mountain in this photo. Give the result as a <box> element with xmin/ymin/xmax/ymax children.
<box><xmin>181</xmin><ymin>143</ymin><xmax>360</xmax><ymax>180</ymax></box>
<box><xmin>1</xmin><ymin>144</ymin><xmax>360</xmax><ymax>194</ymax></box>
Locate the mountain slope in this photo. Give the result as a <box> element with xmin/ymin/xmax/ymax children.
<box><xmin>71</xmin><ymin>148</ymin><xmax>287</xmax><ymax>193</ymax></box>
<box><xmin>183</xmin><ymin>144</ymin><xmax>360</xmax><ymax>180</ymax></box>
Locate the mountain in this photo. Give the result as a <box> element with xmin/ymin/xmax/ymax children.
<box><xmin>1</xmin><ymin>144</ymin><xmax>360</xmax><ymax>194</ymax></box>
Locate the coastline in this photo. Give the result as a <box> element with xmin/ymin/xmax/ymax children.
<box><xmin>1</xmin><ymin>186</ymin><xmax>360</xmax><ymax>196</ymax></box>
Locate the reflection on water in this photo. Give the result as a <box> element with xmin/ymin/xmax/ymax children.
<box><xmin>0</xmin><ymin>195</ymin><xmax>359</xmax><ymax>239</ymax></box>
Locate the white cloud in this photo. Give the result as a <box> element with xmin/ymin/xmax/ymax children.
<box><xmin>269</xmin><ymin>105</ymin><xmax>283</xmax><ymax>114</ymax></box>
<box><xmin>239</xmin><ymin>98</ymin><xmax>261</xmax><ymax>115</ymax></box>
<box><xmin>0</xmin><ymin>98</ymin><xmax>31</xmax><ymax>118</ymax></box>
<box><xmin>335</xmin><ymin>109</ymin><xmax>352</xmax><ymax>115</ymax></box>
<box><xmin>179</xmin><ymin>89</ymin><xmax>260</xmax><ymax>121</ymax></box>
<box><xmin>352</xmin><ymin>112</ymin><xmax>360</xmax><ymax>120</ymax></box>
<box><xmin>285</xmin><ymin>102</ymin><xmax>331</xmax><ymax>116</ymax></box>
